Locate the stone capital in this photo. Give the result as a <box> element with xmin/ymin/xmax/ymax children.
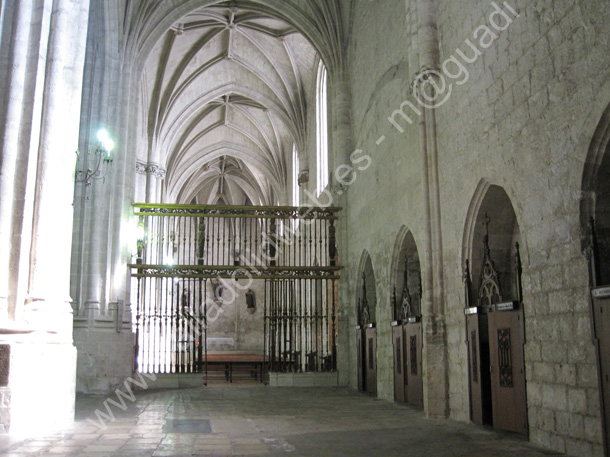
<box><xmin>145</xmin><ymin>164</ymin><xmax>166</xmax><ymax>180</ymax></box>
<box><xmin>410</xmin><ymin>66</ymin><xmax>440</xmax><ymax>95</ymax></box>
<box><xmin>135</xmin><ymin>161</ymin><xmax>147</xmax><ymax>175</ymax></box>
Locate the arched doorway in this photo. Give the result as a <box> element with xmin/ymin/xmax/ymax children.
<box><xmin>356</xmin><ymin>252</ymin><xmax>377</xmax><ymax>396</ymax></box>
<box><xmin>582</xmin><ymin>101</ymin><xmax>610</xmax><ymax>456</ymax></box>
<box><xmin>390</xmin><ymin>228</ymin><xmax>423</xmax><ymax>407</ymax></box>
<box><xmin>463</xmin><ymin>183</ymin><xmax>528</xmax><ymax>436</ymax></box>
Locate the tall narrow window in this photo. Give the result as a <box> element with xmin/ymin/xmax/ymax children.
<box><xmin>316</xmin><ymin>62</ymin><xmax>328</xmax><ymax>196</ymax></box>
<box><xmin>292</xmin><ymin>144</ymin><xmax>300</xmax><ymax>207</ymax></box>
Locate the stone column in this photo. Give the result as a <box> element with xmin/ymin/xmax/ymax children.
<box><xmin>0</xmin><ymin>0</ymin><xmax>90</xmax><ymax>435</ymax></box>
<box><xmin>145</xmin><ymin>163</ymin><xmax>165</xmax><ymax>203</ymax></box>
<box><xmin>327</xmin><ymin>67</ymin><xmax>354</xmax><ymax>387</ymax></box>
<box><xmin>27</xmin><ymin>0</ymin><xmax>89</xmax><ymax>334</ymax></box>
<box><xmin>82</xmin><ymin>176</ymin><xmax>108</xmax><ymax>320</ymax></box>
<box><xmin>328</xmin><ymin>71</ymin><xmax>353</xmax><ymax>172</ymax></box>
<box><xmin>0</xmin><ymin>0</ymin><xmax>38</xmax><ymax>325</ymax></box>
<box><xmin>72</xmin><ymin>38</ymin><xmax>138</xmax><ymax>393</ymax></box>
<box><xmin>413</xmin><ymin>0</ymin><xmax>449</xmax><ymax>418</ymax></box>
<box><xmin>135</xmin><ymin>161</ymin><xmax>148</xmax><ymax>202</ymax></box>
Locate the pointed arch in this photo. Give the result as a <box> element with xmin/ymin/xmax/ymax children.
<box><xmin>462</xmin><ymin>181</ymin><xmax>521</xmax><ymax>301</ymax></box>
<box><xmin>356</xmin><ymin>250</ymin><xmax>377</xmax><ymax>325</ymax></box>
<box><xmin>462</xmin><ymin>180</ymin><xmax>528</xmax><ymax>435</ymax></box>
<box><xmin>390</xmin><ymin>226</ymin><xmax>422</xmax><ymax>321</ymax></box>
<box><xmin>581</xmin><ymin>99</ymin><xmax>610</xmax><ymax>285</ymax></box>
<box><xmin>462</xmin><ymin>180</ymin><xmax>528</xmax><ymax>294</ymax></box>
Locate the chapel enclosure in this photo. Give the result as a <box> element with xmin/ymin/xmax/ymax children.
<box><xmin>129</xmin><ymin>204</ymin><xmax>341</xmax><ymax>380</ymax></box>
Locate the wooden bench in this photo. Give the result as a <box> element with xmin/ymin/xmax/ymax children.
<box><xmin>203</xmin><ymin>353</ymin><xmax>266</xmax><ymax>383</ymax></box>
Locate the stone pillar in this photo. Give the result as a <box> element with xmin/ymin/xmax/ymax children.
<box><xmin>413</xmin><ymin>0</ymin><xmax>449</xmax><ymax>419</ymax></box>
<box><xmin>328</xmin><ymin>71</ymin><xmax>353</xmax><ymax>172</ymax></box>
<box><xmin>0</xmin><ymin>0</ymin><xmax>38</xmax><ymax>325</ymax></box>
<box><xmin>145</xmin><ymin>163</ymin><xmax>166</xmax><ymax>203</ymax></box>
<box><xmin>327</xmin><ymin>67</ymin><xmax>354</xmax><ymax>387</ymax></box>
<box><xmin>135</xmin><ymin>161</ymin><xmax>148</xmax><ymax>203</ymax></box>
<box><xmin>70</xmin><ymin>2</ymin><xmax>139</xmax><ymax>394</ymax></box>
<box><xmin>0</xmin><ymin>0</ymin><xmax>90</xmax><ymax>435</ymax></box>
<box><xmin>82</xmin><ymin>180</ymin><xmax>106</xmax><ymax>320</ymax></box>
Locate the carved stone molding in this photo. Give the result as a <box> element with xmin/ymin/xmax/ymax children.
<box><xmin>154</xmin><ymin>168</ymin><xmax>166</xmax><ymax>180</ymax></box>
<box><xmin>298</xmin><ymin>170</ymin><xmax>309</xmax><ymax>185</ymax></box>
<box><xmin>410</xmin><ymin>66</ymin><xmax>439</xmax><ymax>94</ymax></box>
<box><xmin>136</xmin><ymin>162</ymin><xmax>147</xmax><ymax>175</ymax></box>
<box><xmin>172</xmin><ymin>23</ymin><xmax>184</xmax><ymax>35</ymax></box>
<box><xmin>136</xmin><ymin>162</ymin><xmax>166</xmax><ymax>180</ymax></box>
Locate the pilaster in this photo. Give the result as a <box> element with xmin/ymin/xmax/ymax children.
<box><xmin>413</xmin><ymin>0</ymin><xmax>449</xmax><ymax>419</ymax></box>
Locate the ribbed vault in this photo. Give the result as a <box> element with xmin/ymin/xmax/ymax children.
<box><xmin>136</xmin><ymin>3</ymin><xmax>331</xmax><ymax>205</ymax></box>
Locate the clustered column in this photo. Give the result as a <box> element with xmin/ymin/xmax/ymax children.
<box><xmin>0</xmin><ymin>0</ymin><xmax>91</xmax><ymax>434</ymax></box>
<box><xmin>411</xmin><ymin>0</ymin><xmax>449</xmax><ymax>418</ymax></box>
<box><xmin>136</xmin><ymin>161</ymin><xmax>166</xmax><ymax>204</ymax></box>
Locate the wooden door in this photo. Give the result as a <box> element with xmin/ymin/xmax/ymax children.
<box><xmin>488</xmin><ymin>308</ymin><xmax>528</xmax><ymax>436</ymax></box>
<box><xmin>392</xmin><ymin>324</ymin><xmax>405</xmax><ymax>402</ymax></box>
<box><xmin>592</xmin><ymin>286</ymin><xmax>610</xmax><ymax>455</ymax></box>
<box><xmin>405</xmin><ymin>321</ymin><xmax>423</xmax><ymax>407</ymax></box>
<box><xmin>365</xmin><ymin>326</ymin><xmax>377</xmax><ymax>396</ymax></box>
<box><xmin>356</xmin><ymin>327</ymin><xmax>365</xmax><ymax>392</ymax></box>
<box><xmin>466</xmin><ymin>311</ymin><xmax>493</xmax><ymax>426</ymax></box>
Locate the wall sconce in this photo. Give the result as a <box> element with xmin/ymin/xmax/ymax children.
<box><xmin>246</xmin><ymin>289</ymin><xmax>256</xmax><ymax>309</ymax></box>
<box><xmin>75</xmin><ymin>128</ymin><xmax>114</xmax><ymax>186</ymax></box>
<box><xmin>136</xmin><ymin>216</ymin><xmax>145</xmax><ymax>264</ymax></box>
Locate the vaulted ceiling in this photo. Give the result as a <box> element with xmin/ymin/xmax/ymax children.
<box><xmin>139</xmin><ymin>4</ymin><xmax>322</xmax><ymax>205</ymax></box>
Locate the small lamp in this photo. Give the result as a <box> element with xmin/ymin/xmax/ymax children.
<box><xmin>136</xmin><ymin>216</ymin><xmax>145</xmax><ymax>264</ymax></box>
<box><xmin>246</xmin><ymin>289</ymin><xmax>256</xmax><ymax>309</ymax></box>
<box><xmin>75</xmin><ymin>128</ymin><xmax>115</xmax><ymax>186</ymax></box>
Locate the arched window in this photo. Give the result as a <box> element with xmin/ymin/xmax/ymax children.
<box><xmin>292</xmin><ymin>144</ymin><xmax>300</xmax><ymax>206</ymax></box>
<box><xmin>316</xmin><ymin>61</ymin><xmax>328</xmax><ymax>196</ymax></box>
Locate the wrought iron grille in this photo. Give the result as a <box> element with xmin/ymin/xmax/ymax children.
<box><xmin>133</xmin><ymin>204</ymin><xmax>339</xmax><ymax>268</ymax></box>
<box><xmin>264</xmin><ymin>277</ymin><xmax>337</xmax><ymax>373</ymax></box>
<box><xmin>129</xmin><ymin>204</ymin><xmax>341</xmax><ymax>378</ymax></box>
<box><xmin>133</xmin><ymin>276</ymin><xmax>208</xmax><ymax>374</ymax></box>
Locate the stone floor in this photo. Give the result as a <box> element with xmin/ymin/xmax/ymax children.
<box><xmin>0</xmin><ymin>383</ymin><xmax>570</xmax><ymax>457</ymax></box>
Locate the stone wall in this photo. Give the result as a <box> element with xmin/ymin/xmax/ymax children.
<box><xmin>74</xmin><ymin>326</ymin><xmax>135</xmax><ymax>394</ymax></box>
<box><xmin>341</xmin><ymin>0</ymin><xmax>610</xmax><ymax>455</ymax></box>
<box><xmin>205</xmin><ymin>280</ymin><xmax>266</xmax><ymax>354</ymax></box>
<box><xmin>344</xmin><ymin>0</ymin><xmax>421</xmax><ymax>401</ymax></box>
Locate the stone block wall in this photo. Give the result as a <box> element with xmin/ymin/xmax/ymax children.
<box><xmin>340</xmin><ymin>0</ymin><xmax>610</xmax><ymax>455</ymax></box>
<box><xmin>74</xmin><ymin>325</ymin><xmax>136</xmax><ymax>394</ymax></box>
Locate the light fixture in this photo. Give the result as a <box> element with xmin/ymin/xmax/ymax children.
<box><xmin>75</xmin><ymin>128</ymin><xmax>114</xmax><ymax>186</ymax></box>
<box><xmin>246</xmin><ymin>289</ymin><xmax>256</xmax><ymax>309</ymax></box>
<box><xmin>136</xmin><ymin>216</ymin><xmax>145</xmax><ymax>264</ymax></box>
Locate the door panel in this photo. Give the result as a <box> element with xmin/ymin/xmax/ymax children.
<box><xmin>365</xmin><ymin>327</ymin><xmax>377</xmax><ymax>396</ymax></box>
<box><xmin>467</xmin><ymin>313</ymin><xmax>484</xmax><ymax>425</ymax></box>
<box><xmin>591</xmin><ymin>287</ymin><xmax>610</xmax><ymax>455</ymax></box>
<box><xmin>467</xmin><ymin>312</ymin><xmax>493</xmax><ymax>426</ymax></box>
<box><xmin>356</xmin><ymin>328</ymin><xmax>364</xmax><ymax>392</ymax></box>
<box><xmin>392</xmin><ymin>324</ymin><xmax>405</xmax><ymax>403</ymax></box>
<box><xmin>405</xmin><ymin>322</ymin><xmax>423</xmax><ymax>407</ymax></box>
<box><xmin>488</xmin><ymin>309</ymin><xmax>528</xmax><ymax>436</ymax></box>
